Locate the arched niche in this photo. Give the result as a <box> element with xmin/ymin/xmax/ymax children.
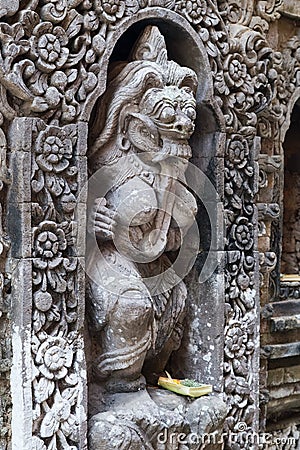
<box><xmin>85</xmin><ymin>14</ymin><xmax>226</xmax><ymax>419</ymax></box>
<box><xmin>281</xmin><ymin>98</ymin><xmax>300</xmax><ymax>277</ymax></box>
<box><xmin>82</xmin><ymin>8</ymin><xmax>225</xmax><ymax>134</ymax></box>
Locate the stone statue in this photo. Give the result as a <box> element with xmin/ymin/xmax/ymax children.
<box><xmin>86</xmin><ymin>26</ymin><xmax>226</xmax><ymax>449</ymax></box>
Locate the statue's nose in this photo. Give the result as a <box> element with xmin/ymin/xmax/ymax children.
<box><xmin>174</xmin><ymin>115</ymin><xmax>194</xmax><ymax>134</ymax></box>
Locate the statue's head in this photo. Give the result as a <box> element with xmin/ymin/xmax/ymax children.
<box><xmin>89</xmin><ymin>26</ymin><xmax>198</xmax><ymax>165</ymax></box>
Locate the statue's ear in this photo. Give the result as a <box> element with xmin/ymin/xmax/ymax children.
<box><xmin>123</xmin><ymin>112</ymin><xmax>160</xmax><ymax>153</ymax></box>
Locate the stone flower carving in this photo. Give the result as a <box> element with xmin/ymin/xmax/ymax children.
<box><xmin>224</xmin><ymin>53</ymin><xmax>253</xmax><ymax>93</ymax></box>
<box><xmin>35</xmin><ymin>126</ymin><xmax>73</xmax><ymax>174</ymax></box>
<box><xmin>36</xmin><ymin>336</ymin><xmax>73</xmax><ymax>380</ymax></box>
<box><xmin>40</xmin><ymin>389</ymin><xmax>78</xmax><ymax>441</ymax></box>
<box><xmin>225</xmin><ymin>322</ymin><xmax>247</xmax><ymax>359</ymax></box>
<box><xmin>94</xmin><ymin>0</ymin><xmax>125</xmax><ymax>23</ymax></box>
<box><xmin>227</xmin><ymin>136</ymin><xmax>249</xmax><ymax>169</ymax></box>
<box><xmin>34</xmin><ymin>290</ymin><xmax>53</xmax><ymax>313</ymax></box>
<box><xmin>231</xmin><ymin>217</ymin><xmax>254</xmax><ymax>251</ymax></box>
<box><xmin>175</xmin><ymin>0</ymin><xmax>207</xmax><ymax>25</ymax></box>
<box><xmin>33</xmin><ymin>221</ymin><xmax>67</xmax><ymax>268</ymax></box>
<box><xmin>30</xmin><ymin>22</ymin><xmax>69</xmax><ymax>73</ymax></box>
<box><xmin>33</xmin><ymin>221</ymin><xmax>68</xmax><ymax>292</ymax></box>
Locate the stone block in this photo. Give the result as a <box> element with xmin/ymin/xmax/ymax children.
<box><xmin>196</xmin><ymin>201</ymin><xmax>224</xmax><ymax>251</ymax></box>
<box><xmin>8</xmin><ymin>151</ymin><xmax>32</xmax><ymax>204</ymax></box>
<box><xmin>76</xmin><ymin>258</ymin><xmax>87</xmax><ymax>329</ymax></box>
<box><xmin>171</xmin><ymin>253</ymin><xmax>225</xmax><ymax>391</ymax></box>
<box><xmin>8</xmin><ymin>118</ymin><xmax>36</xmax><ymax>153</ymax></box>
<box><xmin>268</xmin><ymin>368</ymin><xmax>285</xmax><ymax>387</ymax></box>
<box><xmin>76</xmin><ymin>157</ymin><xmax>88</xmax><ymax>203</ymax></box>
<box><xmin>191</xmin><ymin>131</ymin><xmax>225</xmax><ymax>159</ymax></box>
<box><xmin>7</xmin><ymin>203</ymin><xmax>32</xmax><ymax>259</ymax></box>
<box><xmin>190</xmin><ymin>156</ymin><xmax>224</xmax><ymax>202</ymax></box>
<box><xmin>76</xmin><ymin>121</ymin><xmax>88</xmax><ymax>156</ymax></box>
<box><xmin>10</xmin><ymin>258</ymin><xmax>33</xmax><ymax>449</ymax></box>
<box><xmin>74</xmin><ymin>204</ymin><xmax>87</xmax><ymax>257</ymax></box>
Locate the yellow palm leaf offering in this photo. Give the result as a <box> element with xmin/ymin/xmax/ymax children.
<box><xmin>158</xmin><ymin>372</ymin><xmax>213</xmax><ymax>398</ymax></box>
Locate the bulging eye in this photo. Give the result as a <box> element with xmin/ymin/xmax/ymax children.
<box><xmin>159</xmin><ymin>106</ymin><xmax>176</xmax><ymax>123</ymax></box>
<box><xmin>184</xmin><ymin>107</ymin><xmax>196</xmax><ymax>121</ymax></box>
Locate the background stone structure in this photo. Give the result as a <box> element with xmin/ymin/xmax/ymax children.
<box><xmin>0</xmin><ymin>0</ymin><xmax>298</xmax><ymax>449</ymax></box>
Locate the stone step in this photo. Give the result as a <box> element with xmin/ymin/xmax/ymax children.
<box><xmin>272</xmin><ymin>300</ymin><xmax>300</xmax><ymax>316</ymax></box>
<box><xmin>263</xmin><ymin>342</ymin><xmax>300</xmax><ymax>359</ymax></box>
<box><xmin>268</xmin><ymin>365</ymin><xmax>300</xmax><ymax>387</ymax></box>
<box><xmin>279</xmin><ymin>280</ymin><xmax>300</xmax><ymax>301</ymax></box>
<box><xmin>267</xmin><ymin>392</ymin><xmax>300</xmax><ymax>418</ymax></box>
<box><xmin>270</xmin><ymin>314</ymin><xmax>300</xmax><ymax>332</ymax></box>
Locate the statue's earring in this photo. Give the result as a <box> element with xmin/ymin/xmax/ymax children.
<box><xmin>118</xmin><ymin>134</ymin><xmax>131</xmax><ymax>152</ymax></box>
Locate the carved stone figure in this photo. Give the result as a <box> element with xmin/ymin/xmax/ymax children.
<box><xmin>86</xmin><ymin>26</ymin><xmax>226</xmax><ymax>448</ymax></box>
<box><xmin>87</xmin><ymin>25</ymin><xmax>197</xmax><ymax>392</ymax></box>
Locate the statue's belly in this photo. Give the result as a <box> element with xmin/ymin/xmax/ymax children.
<box><xmin>108</xmin><ymin>177</ymin><xmax>157</xmax><ymax>226</ymax></box>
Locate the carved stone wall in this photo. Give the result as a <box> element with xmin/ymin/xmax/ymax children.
<box><xmin>0</xmin><ymin>0</ymin><xmax>298</xmax><ymax>449</ymax></box>
<box><xmin>257</xmin><ymin>2</ymin><xmax>300</xmax><ymax>446</ymax></box>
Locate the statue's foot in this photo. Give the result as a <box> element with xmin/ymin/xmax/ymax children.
<box><xmin>89</xmin><ymin>389</ymin><xmax>191</xmax><ymax>450</ymax></box>
<box><xmin>89</xmin><ymin>388</ymin><xmax>227</xmax><ymax>450</ymax></box>
<box><xmin>89</xmin><ymin>411</ymin><xmax>154</xmax><ymax>450</ymax></box>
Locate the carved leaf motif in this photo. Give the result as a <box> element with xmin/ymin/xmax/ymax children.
<box><xmin>19</xmin><ymin>10</ymin><xmax>40</xmax><ymax>35</ymax></box>
<box><xmin>47</xmin><ymin>435</ymin><xmax>57</xmax><ymax>450</ymax></box>
<box><xmin>33</xmin><ymin>309</ymin><xmax>46</xmax><ymax>333</ymax></box>
<box><xmin>60</xmin><ymin>413</ymin><xmax>76</xmax><ymax>437</ymax></box>
<box><xmin>65</xmin><ymin>373</ymin><xmax>78</xmax><ymax>386</ymax></box>
<box><xmin>62</xmin><ymin>386</ymin><xmax>78</xmax><ymax>403</ymax></box>
<box><xmin>31</xmin><ymin>97</ymin><xmax>52</xmax><ymax>113</ymax></box>
<box><xmin>125</xmin><ymin>0</ymin><xmax>140</xmax><ymax>15</ymax></box>
<box><xmin>229</xmin><ymin>281</ymin><xmax>239</xmax><ymax>299</ymax></box>
<box><xmin>31</xmin><ymin>171</ymin><xmax>45</xmax><ymax>194</ymax></box>
<box><xmin>34</xmin><ymin>377</ymin><xmax>55</xmax><ymax>403</ymax></box>
<box><xmin>41</xmin><ymin>0</ymin><xmax>68</xmax><ymax>24</ymax></box>
<box><xmin>45</xmin><ymin>173</ymin><xmax>65</xmax><ymax>196</ymax></box>
<box><xmin>64</xmin><ymin>9</ymin><xmax>83</xmax><ymax>39</ymax></box>
<box><xmin>231</xmin><ymin>193</ymin><xmax>243</xmax><ymax>209</ymax></box>
<box><xmin>47</xmin><ymin>268</ymin><xmax>67</xmax><ymax>292</ymax></box>
<box><xmin>40</xmin><ymin>409</ymin><xmax>60</xmax><ymax>438</ymax></box>
<box><xmin>32</xmin><ymin>436</ymin><xmax>47</xmax><ymax>450</ymax></box>
<box><xmin>5</xmin><ymin>60</ymin><xmax>34</xmax><ymax>100</ymax></box>
<box><xmin>29</xmin><ymin>71</ymin><xmax>49</xmax><ymax>96</ymax></box>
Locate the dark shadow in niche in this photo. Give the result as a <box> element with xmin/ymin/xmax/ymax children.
<box><xmin>281</xmin><ymin>100</ymin><xmax>300</xmax><ymax>275</ymax></box>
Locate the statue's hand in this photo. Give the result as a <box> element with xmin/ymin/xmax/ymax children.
<box><xmin>88</xmin><ymin>197</ymin><xmax>117</xmax><ymax>241</ymax></box>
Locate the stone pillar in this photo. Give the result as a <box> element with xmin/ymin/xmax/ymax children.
<box><xmin>7</xmin><ymin>118</ymin><xmax>88</xmax><ymax>449</ymax></box>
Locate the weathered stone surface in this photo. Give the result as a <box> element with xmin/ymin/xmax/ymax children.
<box><xmin>271</xmin><ymin>314</ymin><xmax>300</xmax><ymax>332</ymax></box>
<box><xmin>280</xmin><ymin>0</ymin><xmax>300</xmax><ymax>18</ymax></box>
<box><xmin>171</xmin><ymin>252</ymin><xmax>225</xmax><ymax>392</ymax></box>
<box><xmin>0</xmin><ymin>0</ymin><xmax>298</xmax><ymax>447</ymax></box>
<box><xmin>264</xmin><ymin>342</ymin><xmax>300</xmax><ymax>359</ymax></box>
<box><xmin>85</xmin><ymin>25</ymin><xmax>228</xmax><ymax>447</ymax></box>
<box><xmin>268</xmin><ymin>365</ymin><xmax>300</xmax><ymax>387</ymax></box>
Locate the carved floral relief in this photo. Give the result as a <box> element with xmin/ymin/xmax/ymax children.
<box><xmin>29</xmin><ymin>121</ymin><xmax>86</xmax><ymax>449</ymax></box>
<box><xmin>0</xmin><ymin>0</ymin><xmax>297</xmax><ymax>447</ymax></box>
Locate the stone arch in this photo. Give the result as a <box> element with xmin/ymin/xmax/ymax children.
<box><xmin>280</xmin><ymin>95</ymin><xmax>300</xmax><ymax>276</ymax></box>
<box><xmin>280</xmin><ymin>88</ymin><xmax>300</xmax><ymax>144</ymax></box>
<box><xmin>80</xmin><ymin>8</ymin><xmax>225</xmax><ymax>133</ymax></box>
<box><xmin>85</xmin><ymin>14</ymin><xmax>226</xmax><ymax>395</ymax></box>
